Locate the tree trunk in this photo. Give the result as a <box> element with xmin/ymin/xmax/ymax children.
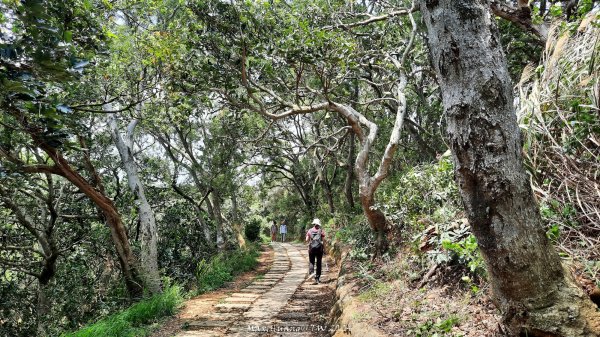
<box><xmin>108</xmin><ymin>113</ymin><xmax>162</xmax><ymax>294</ymax></box>
<box><xmin>420</xmin><ymin>1</ymin><xmax>600</xmax><ymax>335</ymax></box>
<box><xmin>313</xmin><ymin>153</ymin><xmax>335</xmax><ymax>214</ymax></box>
<box><xmin>230</xmin><ymin>192</ymin><xmax>246</xmax><ymax>249</ymax></box>
<box><xmin>38</xmin><ymin>143</ymin><xmax>144</xmax><ymax>298</ymax></box>
<box><xmin>323</xmin><ymin>179</ymin><xmax>335</xmax><ymax>214</ymax></box>
<box><xmin>210</xmin><ymin>190</ymin><xmax>226</xmax><ymax>250</ymax></box>
<box><xmin>358</xmin><ymin>192</ymin><xmax>387</xmax><ymax>255</ymax></box>
<box><xmin>344</xmin><ymin>132</ymin><xmax>356</xmax><ymax>210</ymax></box>
<box><xmin>36</xmin><ymin>280</ymin><xmax>51</xmax><ymax>336</ymax></box>
<box><xmin>329</xmin><ymin>100</ymin><xmax>407</xmax><ymax>257</ymax></box>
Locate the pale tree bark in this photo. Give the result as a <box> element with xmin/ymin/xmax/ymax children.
<box><xmin>490</xmin><ymin>0</ymin><xmax>548</xmax><ymax>43</ymax></box>
<box><xmin>420</xmin><ymin>1</ymin><xmax>600</xmax><ymax>335</ymax></box>
<box><xmin>108</xmin><ymin>111</ymin><xmax>162</xmax><ymax>294</ymax></box>
<box><xmin>330</xmin><ymin>96</ymin><xmax>407</xmax><ymax>255</ymax></box>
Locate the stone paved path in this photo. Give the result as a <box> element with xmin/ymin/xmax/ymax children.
<box><xmin>176</xmin><ymin>242</ymin><xmax>336</xmax><ymax>337</ymax></box>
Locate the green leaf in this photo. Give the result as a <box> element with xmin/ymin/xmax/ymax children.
<box><xmin>64</xmin><ymin>30</ymin><xmax>73</xmax><ymax>43</ymax></box>
<box><xmin>1</xmin><ymin>79</ymin><xmax>38</xmax><ymax>98</ymax></box>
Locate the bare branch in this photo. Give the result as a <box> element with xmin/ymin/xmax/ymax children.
<box><xmin>0</xmin><ymin>258</ymin><xmax>42</xmax><ymax>278</ymax></box>
<box><xmin>324</xmin><ymin>8</ymin><xmax>414</xmax><ymax>30</ymax></box>
<box><xmin>490</xmin><ymin>0</ymin><xmax>547</xmax><ymax>44</ymax></box>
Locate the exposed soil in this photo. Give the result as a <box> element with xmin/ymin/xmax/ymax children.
<box><xmin>338</xmin><ymin>255</ymin><xmax>506</xmax><ymax>337</ymax></box>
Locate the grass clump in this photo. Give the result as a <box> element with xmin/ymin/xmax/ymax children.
<box><xmin>195</xmin><ymin>245</ymin><xmax>260</xmax><ymax>293</ymax></box>
<box><xmin>63</xmin><ymin>285</ymin><xmax>183</xmax><ymax>337</ymax></box>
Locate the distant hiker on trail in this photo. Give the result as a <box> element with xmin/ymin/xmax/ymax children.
<box><xmin>280</xmin><ymin>220</ymin><xmax>287</xmax><ymax>242</ymax></box>
<box><xmin>306</xmin><ymin>218</ymin><xmax>325</xmax><ymax>284</ymax></box>
<box><xmin>270</xmin><ymin>221</ymin><xmax>278</xmax><ymax>242</ymax></box>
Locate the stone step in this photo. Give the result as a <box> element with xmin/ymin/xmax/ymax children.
<box><xmin>229</xmin><ymin>292</ymin><xmax>261</xmax><ymax>298</ymax></box>
<box><xmin>223</xmin><ymin>297</ymin><xmax>255</xmax><ymax>303</ymax></box>
<box><xmin>215</xmin><ymin>303</ymin><xmax>252</xmax><ymax>312</ymax></box>
<box><xmin>238</xmin><ymin>288</ymin><xmax>267</xmax><ymax>294</ymax></box>
<box><xmin>276</xmin><ymin>312</ymin><xmax>311</xmax><ymax>320</ymax></box>
<box><xmin>176</xmin><ymin>331</ymin><xmax>222</xmax><ymax>337</ymax></box>
<box><xmin>186</xmin><ymin>320</ymin><xmax>231</xmax><ymax>329</ymax></box>
<box><xmin>188</xmin><ymin>312</ymin><xmax>241</xmax><ymax>321</ymax></box>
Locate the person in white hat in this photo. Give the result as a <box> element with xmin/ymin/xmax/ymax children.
<box><xmin>305</xmin><ymin>218</ymin><xmax>326</xmax><ymax>284</ymax></box>
<box><xmin>279</xmin><ymin>220</ymin><xmax>287</xmax><ymax>242</ymax></box>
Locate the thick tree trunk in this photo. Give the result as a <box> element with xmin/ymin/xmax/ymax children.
<box><xmin>108</xmin><ymin>114</ymin><xmax>162</xmax><ymax>294</ymax></box>
<box><xmin>358</xmin><ymin>190</ymin><xmax>387</xmax><ymax>256</ymax></box>
<box><xmin>420</xmin><ymin>1</ymin><xmax>600</xmax><ymax>335</ymax></box>
<box><xmin>205</xmin><ymin>195</ymin><xmax>216</xmax><ymax>241</ymax></box>
<box><xmin>38</xmin><ymin>143</ymin><xmax>144</xmax><ymax>298</ymax></box>
<box><xmin>36</xmin><ymin>247</ymin><xmax>56</xmax><ymax>336</ymax></box>
<box><xmin>199</xmin><ymin>208</ymin><xmax>212</xmax><ymax>244</ymax></box>
<box><xmin>330</xmin><ymin>101</ymin><xmax>407</xmax><ymax>257</ymax></box>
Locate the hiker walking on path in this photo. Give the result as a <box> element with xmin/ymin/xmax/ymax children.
<box><xmin>270</xmin><ymin>220</ymin><xmax>278</xmax><ymax>242</ymax></box>
<box><xmin>306</xmin><ymin>218</ymin><xmax>325</xmax><ymax>284</ymax></box>
<box><xmin>280</xmin><ymin>220</ymin><xmax>287</xmax><ymax>242</ymax></box>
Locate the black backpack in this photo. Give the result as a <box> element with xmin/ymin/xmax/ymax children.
<box><xmin>309</xmin><ymin>229</ymin><xmax>323</xmax><ymax>250</ymax></box>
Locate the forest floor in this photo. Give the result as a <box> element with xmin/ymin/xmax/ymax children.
<box><xmin>345</xmin><ymin>250</ymin><xmax>506</xmax><ymax>337</ymax></box>
<box><xmin>152</xmin><ymin>242</ymin><xmax>337</xmax><ymax>337</ymax></box>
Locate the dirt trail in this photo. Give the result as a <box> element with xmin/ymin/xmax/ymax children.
<box><xmin>164</xmin><ymin>243</ymin><xmax>337</xmax><ymax>337</ymax></box>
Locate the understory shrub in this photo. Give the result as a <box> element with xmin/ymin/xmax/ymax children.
<box><xmin>333</xmin><ymin>216</ymin><xmax>375</xmax><ymax>261</ymax></box>
<box><xmin>383</xmin><ymin>156</ymin><xmax>487</xmax><ymax>278</ymax></box>
<box><xmin>195</xmin><ymin>245</ymin><xmax>260</xmax><ymax>293</ymax></box>
<box><xmin>385</xmin><ymin>155</ymin><xmax>460</xmax><ymax>230</ymax></box>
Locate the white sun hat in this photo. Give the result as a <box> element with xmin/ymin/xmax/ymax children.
<box><xmin>311</xmin><ymin>218</ymin><xmax>321</xmax><ymax>226</ymax></box>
